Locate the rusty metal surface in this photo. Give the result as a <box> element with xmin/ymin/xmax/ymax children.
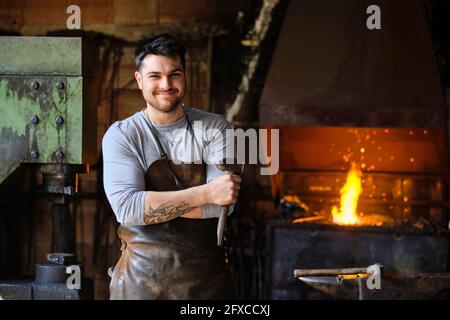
<box><xmin>0</xmin><ymin>74</ymin><xmax>85</xmax><ymax>185</ymax></box>
<box><xmin>298</xmin><ymin>273</ymin><xmax>450</xmax><ymax>299</ymax></box>
<box><xmin>0</xmin><ymin>36</ymin><xmax>97</xmax><ymax>186</ymax></box>
<box><xmin>0</xmin><ymin>37</ymin><xmax>82</xmax><ymax>75</ymax></box>
<box><xmin>259</xmin><ymin>0</ymin><xmax>445</xmax><ymax>128</ymax></box>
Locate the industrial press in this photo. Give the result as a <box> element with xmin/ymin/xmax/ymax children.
<box><xmin>0</xmin><ymin>36</ymin><xmax>97</xmax><ymax>299</ymax></box>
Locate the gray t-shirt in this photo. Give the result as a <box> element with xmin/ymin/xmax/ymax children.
<box><xmin>102</xmin><ymin>106</ymin><xmax>233</xmax><ymax>226</ymax></box>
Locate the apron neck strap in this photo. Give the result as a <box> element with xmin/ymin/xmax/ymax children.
<box><xmin>146</xmin><ymin>104</ymin><xmax>194</xmax><ymax>189</ymax></box>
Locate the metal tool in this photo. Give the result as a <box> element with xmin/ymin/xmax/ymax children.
<box><xmin>294</xmin><ymin>264</ymin><xmax>384</xmax><ymax>277</ymax></box>
<box><xmin>215</xmin><ymin>161</ymin><xmax>244</xmax><ymax>246</ymax></box>
<box><xmin>296</xmin><ymin>271</ymin><xmax>450</xmax><ymax>300</ymax></box>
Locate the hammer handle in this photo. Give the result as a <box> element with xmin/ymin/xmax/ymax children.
<box><xmin>217</xmin><ymin>205</ymin><xmax>228</xmax><ymax>246</ymax></box>
<box><xmin>294</xmin><ymin>267</ymin><xmax>370</xmax><ymax>278</ymax></box>
<box><xmin>217</xmin><ymin>170</ymin><xmax>232</xmax><ymax>246</ymax></box>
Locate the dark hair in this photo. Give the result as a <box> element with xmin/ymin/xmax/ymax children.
<box><xmin>134</xmin><ymin>33</ymin><xmax>186</xmax><ymax>71</ymax></box>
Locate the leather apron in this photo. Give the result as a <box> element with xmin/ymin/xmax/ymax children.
<box><xmin>109</xmin><ymin>111</ymin><xmax>236</xmax><ymax>300</ymax></box>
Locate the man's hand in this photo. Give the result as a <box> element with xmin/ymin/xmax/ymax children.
<box><xmin>143</xmin><ymin>174</ymin><xmax>241</xmax><ymax>224</ymax></box>
<box><xmin>204</xmin><ymin>174</ymin><xmax>241</xmax><ymax>206</ymax></box>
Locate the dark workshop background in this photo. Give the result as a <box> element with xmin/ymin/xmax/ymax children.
<box><xmin>0</xmin><ymin>0</ymin><xmax>450</xmax><ymax>300</ymax></box>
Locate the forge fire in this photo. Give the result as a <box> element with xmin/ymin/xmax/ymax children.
<box><xmin>331</xmin><ymin>162</ymin><xmax>362</xmax><ymax>225</ymax></box>
<box><xmin>276</xmin><ymin>127</ymin><xmax>448</xmax><ymax>231</ymax></box>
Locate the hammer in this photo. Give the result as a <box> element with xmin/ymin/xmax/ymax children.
<box><xmin>215</xmin><ymin>161</ymin><xmax>244</xmax><ymax>246</ymax></box>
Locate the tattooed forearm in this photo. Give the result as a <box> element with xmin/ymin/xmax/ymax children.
<box><xmin>144</xmin><ymin>201</ymin><xmax>197</xmax><ymax>224</ymax></box>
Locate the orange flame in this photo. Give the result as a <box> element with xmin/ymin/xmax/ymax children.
<box><xmin>332</xmin><ymin>162</ymin><xmax>362</xmax><ymax>225</ymax></box>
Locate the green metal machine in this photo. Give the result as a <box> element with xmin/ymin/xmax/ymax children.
<box><xmin>0</xmin><ymin>36</ymin><xmax>97</xmax><ymax>299</ymax></box>
<box><xmin>0</xmin><ymin>36</ymin><xmax>96</xmax><ymax>185</ymax></box>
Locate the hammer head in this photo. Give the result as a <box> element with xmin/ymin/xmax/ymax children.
<box><xmin>215</xmin><ymin>159</ymin><xmax>244</xmax><ymax>174</ymax></box>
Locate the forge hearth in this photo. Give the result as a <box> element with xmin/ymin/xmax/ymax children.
<box><xmin>264</xmin><ymin>221</ymin><xmax>448</xmax><ymax>299</ymax></box>
<box><xmin>297</xmin><ymin>272</ymin><xmax>450</xmax><ymax>300</ymax></box>
<box><xmin>262</xmin><ymin>127</ymin><xmax>449</xmax><ymax>299</ymax></box>
<box><xmin>258</xmin><ymin>0</ymin><xmax>449</xmax><ymax>300</ymax></box>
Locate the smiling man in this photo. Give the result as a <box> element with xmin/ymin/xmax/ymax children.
<box><xmin>102</xmin><ymin>34</ymin><xmax>240</xmax><ymax>299</ymax></box>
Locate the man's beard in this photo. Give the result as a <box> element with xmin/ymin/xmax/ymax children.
<box><xmin>149</xmin><ymin>97</ymin><xmax>181</xmax><ymax>113</ymax></box>
<box><xmin>146</xmin><ymin>91</ymin><xmax>184</xmax><ymax>113</ymax></box>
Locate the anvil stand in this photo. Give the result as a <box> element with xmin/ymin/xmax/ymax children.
<box><xmin>0</xmin><ymin>164</ymin><xmax>93</xmax><ymax>299</ymax></box>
